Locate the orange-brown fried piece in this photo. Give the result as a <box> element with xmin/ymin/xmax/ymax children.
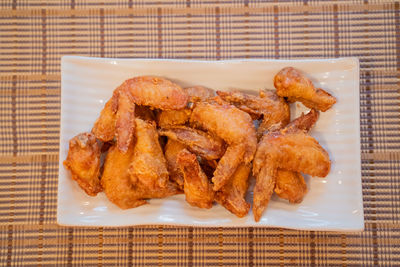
<box><xmin>217</xmin><ymin>90</ymin><xmax>290</xmax><ymax>137</ymax></box>
<box><xmin>129</xmin><ymin>118</ymin><xmax>169</xmax><ymax>190</ymax></box>
<box><xmin>274</xmin><ymin>67</ymin><xmax>336</xmax><ymax>112</ymax></box>
<box><xmin>158</xmin><ymin>126</ymin><xmax>225</xmax><ymax>160</ymax></box>
<box><xmin>63</xmin><ymin>132</ymin><xmax>102</xmax><ymax>196</ymax></box>
<box><xmin>273</xmin><ymin>109</ymin><xmax>318</xmax><ymax>204</ymax></box>
<box><xmin>92</xmin><ymin>92</ymin><xmax>118</xmax><ymax>142</ymax></box>
<box><xmin>252</xmin><ymin>130</ymin><xmax>331</xmax><ymax>221</ymax></box>
<box><xmin>164</xmin><ymin>139</ymin><xmax>186</xmax><ymax>189</ymax></box>
<box><xmin>215</xmin><ymin>163</ymin><xmax>251</xmax><ymax>218</ymax></box>
<box><xmin>118</xmin><ymin>76</ymin><xmax>188</xmax><ymax>110</ymax></box>
<box><xmin>275</xmin><ymin>170</ymin><xmax>307</xmax><ymax>204</ymax></box>
<box><xmin>177</xmin><ymin>149</ymin><xmax>214</xmax><ymax>209</ymax></box>
<box><xmin>102</xmin><ymin>143</ymin><xmax>180</xmax><ymax>209</ymax></box>
<box><xmin>190</xmin><ymin>99</ymin><xmax>257</xmax><ymax>191</ymax></box>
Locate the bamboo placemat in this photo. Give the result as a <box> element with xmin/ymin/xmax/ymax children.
<box><xmin>0</xmin><ymin>1</ymin><xmax>399</xmax><ymax>266</ymax></box>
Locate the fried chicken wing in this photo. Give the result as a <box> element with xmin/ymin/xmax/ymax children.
<box><xmin>102</xmin><ymin>142</ymin><xmax>180</xmax><ymax>209</ymax></box>
<box><xmin>273</xmin><ymin>109</ymin><xmax>318</xmax><ymax>204</ymax></box>
<box><xmin>164</xmin><ymin>139</ymin><xmax>186</xmax><ymax>189</ymax></box>
<box><xmin>190</xmin><ymin>99</ymin><xmax>257</xmax><ymax>190</ymax></box>
<box><xmin>252</xmin><ymin>130</ymin><xmax>331</xmax><ymax>221</ymax></box>
<box><xmin>92</xmin><ymin>92</ymin><xmax>118</xmax><ymax>142</ymax></box>
<box><xmin>274</xmin><ymin>67</ymin><xmax>336</xmax><ymax>112</ymax></box>
<box><xmin>101</xmin><ymin>143</ymin><xmax>146</xmax><ymax>209</ymax></box>
<box><xmin>215</xmin><ymin>163</ymin><xmax>251</xmax><ymax>218</ymax></box>
<box><xmin>158</xmin><ymin>126</ymin><xmax>225</xmax><ymax>160</ymax></box>
<box><xmin>177</xmin><ymin>149</ymin><xmax>214</xmax><ymax>209</ymax></box>
<box><xmin>63</xmin><ymin>132</ymin><xmax>102</xmax><ymax>196</ymax></box>
<box><xmin>129</xmin><ymin>118</ymin><xmax>169</xmax><ymax>190</ymax></box>
<box><xmin>217</xmin><ymin>90</ymin><xmax>290</xmax><ymax>138</ymax></box>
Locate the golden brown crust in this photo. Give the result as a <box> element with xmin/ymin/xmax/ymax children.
<box><xmin>63</xmin><ymin>132</ymin><xmax>102</xmax><ymax>196</ymax></box>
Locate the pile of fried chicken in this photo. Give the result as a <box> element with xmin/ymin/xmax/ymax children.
<box><xmin>64</xmin><ymin>67</ymin><xmax>336</xmax><ymax>222</ymax></box>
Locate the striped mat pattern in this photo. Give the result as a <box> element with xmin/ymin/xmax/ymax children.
<box><xmin>1</xmin><ymin>0</ymin><xmax>399</xmax><ymax>266</ymax></box>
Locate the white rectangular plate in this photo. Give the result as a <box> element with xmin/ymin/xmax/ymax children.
<box><xmin>58</xmin><ymin>56</ymin><xmax>363</xmax><ymax>231</ymax></box>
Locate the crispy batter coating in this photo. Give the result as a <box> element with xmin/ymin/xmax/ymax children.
<box><xmin>215</xmin><ymin>163</ymin><xmax>251</xmax><ymax>218</ymax></box>
<box><xmin>92</xmin><ymin>92</ymin><xmax>118</xmax><ymax>142</ymax></box>
<box><xmin>164</xmin><ymin>139</ymin><xmax>186</xmax><ymax>189</ymax></box>
<box><xmin>274</xmin><ymin>67</ymin><xmax>336</xmax><ymax>112</ymax></box>
<box><xmin>102</xmin><ymin>143</ymin><xmax>180</xmax><ymax>209</ymax></box>
<box><xmin>63</xmin><ymin>132</ymin><xmax>102</xmax><ymax>196</ymax></box>
<box><xmin>275</xmin><ymin>169</ymin><xmax>307</xmax><ymax>204</ymax></box>
<box><xmin>158</xmin><ymin>126</ymin><xmax>225</xmax><ymax>160</ymax></box>
<box><xmin>217</xmin><ymin>90</ymin><xmax>290</xmax><ymax>138</ymax></box>
<box><xmin>252</xmin><ymin>131</ymin><xmax>331</xmax><ymax>221</ymax></box>
<box><xmin>129</xmin><ymin>119</ymin><xmax>169</xmax><ymax>191</ymax></box>
<box><xmin>119</xmin><ymin>76</ymin><xmax>188</xmax><ymax>110</ymax></box>
<box><xmin>190</xmin><ymin>99</ymin><xmax>257</xmax><ymax>190</ymax></box>
<box><xmin>177</xmin><ymin>149</ymin><xmax>214</xmax><ymax>209</ymax></box>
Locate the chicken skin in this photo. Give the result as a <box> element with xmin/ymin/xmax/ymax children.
<box><xmin>63</xmin><ymin>132</ymin><xmax>102</xmax><ymax>196</ymax></box>
<box><xmin>274</xmin><ymin>67</ymin><xmax>336</xmax><ymax>112</ymax></box>
<box><xmin>177</xmin><ymin>149</ymin><xmax>214</xmax><ymax>209</ymax></box>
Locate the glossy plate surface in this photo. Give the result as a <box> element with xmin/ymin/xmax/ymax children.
<box><xmin>58</xmin><ymin>56</ymin><xmax>363</xmax><ymax>231</ymax></box>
